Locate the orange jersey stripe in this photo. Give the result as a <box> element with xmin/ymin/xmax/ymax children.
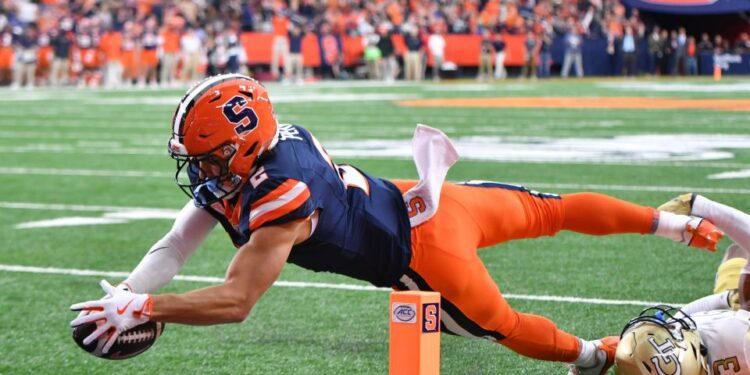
<box><xmin>249</xmin><ymin>186</ymin><xmax>311</xmax><ymax>230</ymax></box>
<box><xmin>250</xmin><ymin>179</ymin><xmax>298</xmax><ymax>211</ymax></box>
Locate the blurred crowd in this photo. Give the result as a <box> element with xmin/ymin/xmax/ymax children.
<box><xmin>1</xmin><ymin>0</ymin><xmax>749</xmax><ymax>88</ymax></box>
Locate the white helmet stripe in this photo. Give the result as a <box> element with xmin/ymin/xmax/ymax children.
<box><xmin>172</xmin><ymin>73</ymin><xmax>250</xmax><ymax>136</ymax></box>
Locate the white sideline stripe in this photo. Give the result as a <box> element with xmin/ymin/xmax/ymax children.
<box><xmin>0</xmin><ymin>264</ymin><xmax>387</xmax><ymax>292</ymax></box>
<box><xmin>0</xmin><ymin>264</ymin><xmax>682</xmax><ymax>307</ymax></box>
<box><xmin>0</xmin><ymin>167</ymin><xmax>172</xmax><ymax>178</ymax></box>
<box><xmin>0</xmin><ymin>201</ymin><xmax>176</xmax><ymax>213</ymax></box>
<box><xmin>518</xmin><ymin>182</ymin><xmax>750</xmax><ymax>195</ymax></box>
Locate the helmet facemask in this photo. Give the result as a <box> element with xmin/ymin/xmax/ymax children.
<box><xmin>171</xmin><ymin>143</ymin><xmax>242</xmax><ymax>207</ymax></box>
<box><xmin>615</xmin><ymin>305</ymin><xmax>708</xmax><ymax>375</ymax></box>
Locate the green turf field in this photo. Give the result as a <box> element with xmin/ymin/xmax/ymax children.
<box><xmin>1</xmin><ymin>78</ymin><xmax>749</xmax><ymax>374</ymax></box>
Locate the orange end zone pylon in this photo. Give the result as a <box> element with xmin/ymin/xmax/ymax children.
<box><xmin>389</xmin><ymin>291</ymin><xmax>441</xmax><ymax>375</ymax></box>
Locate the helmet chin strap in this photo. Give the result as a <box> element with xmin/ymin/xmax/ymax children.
<box><xmin>193</xmin><ymin>174</ymin><xmax>242</xmax><ymax>207</ymax></box>
<box><xmin>223</xmin><ymin>176</ymin><xmax>243</xmax><ymax>200</ymax></box>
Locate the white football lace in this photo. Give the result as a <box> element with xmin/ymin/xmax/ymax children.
<box><xmin>117</xmin><ymin>329</ymin><xmax>154</xmax><ymax>344</ymax></box>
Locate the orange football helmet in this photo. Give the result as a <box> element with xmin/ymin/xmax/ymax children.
<box><xmin>168</xmin><ymin>74</ymin><xmax>279</xmax><ymax>206</ymax></box>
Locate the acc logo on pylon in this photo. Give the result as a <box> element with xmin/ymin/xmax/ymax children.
<box><xmin>392</xmin><ymin>303</ymin><xmax>417</xmax><ymax>323</ymax></box>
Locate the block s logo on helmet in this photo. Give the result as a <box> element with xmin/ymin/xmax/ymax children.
<box><xmin>223</xmin><ymin>95</ymin><xmax>259</xmax><ymax>134</ymax></box>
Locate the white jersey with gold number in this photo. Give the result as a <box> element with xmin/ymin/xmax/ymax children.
<box><xmin>691</xmin><ymin>309</ymin><xmax>750</xmax><ymax>374</ymax></box>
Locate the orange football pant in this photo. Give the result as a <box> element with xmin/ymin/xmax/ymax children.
<box><xmin>391</xmin><ymin>180</ymin><xmax>655</xmax><ymax>362</ymax></box>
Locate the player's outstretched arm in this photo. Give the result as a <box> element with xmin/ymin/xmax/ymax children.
<box><xmin>122</xmin><ymin>201</ymin><xmax>217</xmax><ymax>293</ymax></box>
<box><xmin>680</xmin><ymin>290</ymin><xmax>735</xmax><ymax>315</ymax></box>
<box><xmin>148</xmin><ymin>217</ymin><xmax>310</xmax><ymax>325</ymax></box>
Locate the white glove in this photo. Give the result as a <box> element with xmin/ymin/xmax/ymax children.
<box><xmin>74</xmin><ymin>282</ymin><xmax>133</xmax><ymax>319</ymax></box>
<box><xmin>70</xmin><ymin>280</ymin><xmax>153</xmax><ymax>354</ymax></box>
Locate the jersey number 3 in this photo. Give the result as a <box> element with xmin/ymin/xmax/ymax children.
<box><xmin>713</xmin><ymin>357</ymin><xmax>740</xmax><ymax>374</ymax></box>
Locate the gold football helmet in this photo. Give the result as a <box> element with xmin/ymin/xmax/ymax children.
<box><xmin>615</xmin><ymin>306</ymin><xmax>708</xmax><ymax>375</ymax></box>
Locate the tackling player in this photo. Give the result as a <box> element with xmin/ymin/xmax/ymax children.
<box><xmin>69</xmin><ymin>74</ymin><xmax>722</xmax><ymax>374</ymax></box>
<box><xmin>612</xmin><ymin>194</ymin><xmax>750</xmax><ymax>375</ymax></box>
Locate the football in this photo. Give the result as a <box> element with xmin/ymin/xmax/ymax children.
<box><xmin>72</xmin><ymin>321</ymin><xmax>165</xmax><ymax>360</ymax></box>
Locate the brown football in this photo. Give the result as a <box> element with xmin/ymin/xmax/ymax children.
<box><xmin>72</xmin><ymin>321</ymin><xmax>165</xmax><ymax>360</ymax></box>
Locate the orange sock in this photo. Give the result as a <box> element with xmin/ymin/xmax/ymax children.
<box><xmin>500</xmin><ymin>311</ymin><xmax>581</xmax><ymax>362</ymax></box>
<box><xmin>561</xmin><ymin>193</ymin><xmax>656</xmax><ymax>235</ymax></box>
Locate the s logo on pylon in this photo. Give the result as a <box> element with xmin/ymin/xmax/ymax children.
<box><xmin>422</xmin><ymin>303</ymin><xmax>439</xmax><ymax>333</ymax></box>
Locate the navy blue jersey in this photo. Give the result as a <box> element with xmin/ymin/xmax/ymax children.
<box><xmin>203</xmin><ymin>124</ymin><xmax>412</xmax><ymax>287</ymax></box>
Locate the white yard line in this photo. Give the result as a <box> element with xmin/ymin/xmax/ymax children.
<box><xmin>0</xmin><ymin>263</ymin><xmax>681</xmax><ymax>306</ymax></box>
<box><xmin>2</xmin><ymin>168</ymin><xmax>750</xmax><ymax>196</ymax></box>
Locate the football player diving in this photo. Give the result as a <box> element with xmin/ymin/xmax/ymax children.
<box><xmin>69</xmin><ymin>74</ymin><xmax>723</xmax><ymax>374</ymax></box>
<box><xmin>613</xmin><ymin>193</ymin><xmax>750</xmax><ymax>375</ymax></box>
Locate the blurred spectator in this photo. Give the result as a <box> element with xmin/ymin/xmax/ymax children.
<box><xmin>538</xmin><ymin>32</ymin><xmax>552</xmax><ymax>79</ymax></box>
<box><xmin>697</xmin><ymin>33</ymin><xmax>714</xmax><ymax>74</ymax></box>
<box><xmin>667</xmin><ymin>30</ymin><xmax>678</xmax><ymax>75</ymax></box>
<box><xmin>180</xmin><ymin>27</ymin><xmax>203</xmax><ymax>85</ymax></box>
<box><xmin>622</xmin><ymin>25</ymin><xmax>636</xmax><ymax>76</ymax></box>
<box><xmin>606</xmin><ymin>31</ymin><xmax>617</xmax><ymax>76</ymax></box>
<box><xmin>493</xmin><ymin>32</ymin><xmax>506</xmax><ymax>80</ymax></box>
<box><xmin>477</xmin><ymin>29</ymin><xmax>493</xmax><ymax>81</ymax></box>
<box><xmin>428</xmin><ymin>28</ymin><xmax>445</xmax><ymax>82</ymax></box>
<box><xmin>287</xmin><ymin>23</ymin><xmax>305</xmax><ymax>83</ymax></box>
<box><xmin>140</xmin><ymin>17</ymin><xmax>160</xmax><ymax>87</ymax></box>
<box><xmin>377</xmin><ymin>25</ymin><xmax>398</xmax><ymax>83</ymax></box>
<box><xmin>241</xmin><ymin>2</ymin><xmax>255</xmax><ymax>32</ymax></box>
<box><xmin>1</xmin><ymin>0</ymin><xmax>747</xmax><ymax>86</ymax></box>
<box><xmin>647</xmin><ymin>26</ymin><xmax>660</xmax><ymax>75</ymax></box>
<box><xmin>658</xmin><ymin>29</ymin><xmax>670</xmax><ymax>75</ymax></box>
<box><xmin>404</xmin><ymin>27</ymin><xmax>423</xmax><ymax>81</ymax></box>
<box><xmin>270</xmin><ymin>6</ymin><xmax>289</xmax><ymax>80</ymax></box>
<box><xmin>15</xmin><ymin>0</ymin><xmax>38</xmax><ymax>25</ymax></box>
<box><xmin>225</xmin><ymin>33</ymin><xmax>246</xmax><ymax>74</ymax></box>
<box><xmin>364</xmin><ymin>35</ymin><xmax>381</xmax><ymax>80</ymax></box>
<box><xmin>74</xmin><ymin>25</ymin><xmax>104</xmax><ymax>88</ymax></box>
<box><xmin>697</xmin><ymin>32</ymin><xmax>713</xmax><ymax>53</ymax></box>
<box><xmin>713</xmin><ymin>34</ymin><xmax>725</xmax><ymax>54</ymax></box>
<box><xmin>735</xmin><ymin>32</ymin><xmax>750</xmax><ymax>53</ymax></box>
<box><xmin>0</xmin><ymin>28</ymin><xmax>12</xmax><ymax>86</ymax></box>
<box><xmin>13</xmin><ymin>24</ymin><xmax>38</xmax><ymax>89</ymax></box>
<box><xmin>686</xmin><ymin>35</ymin><xmax>697</xmax><ymax>75</ymax></box>
<box><xmin>561</xmin><ymin>25</ymin><xmax>583</xmax><ymax>78</ymax></box>
<box><xmin>121</xmin><ymin>22</ymin><xmax>138</xmax><ymax>86</ymax></box>
<box><xmin>50</xmin><ymin>28</ymin><xmax>71</xmax><ymax>86</ymax></box>
<box><xmin>100</xmin><ymin>25</ymin><xmax>123</xmax><ymax>89</ymax></box>
<box><xmin>36</xmin><ymin>32</ymin><xmax>51</xmax><ymax>86</ymax></box>
<box><xmin>520</xmin><ymin>30</ymin><xmax>538</xmax><ymax>80</ymax></box>
<box><xmin>160</xmin><ymin>15</ymin><xmax>183</xmax><ymax>87</ymax></box>
<box><xmin>675</xmin><ymin>27</ymin><xmax>687</xmax><ymax>75</ymax></box>
<box><xmin>319</xmin><ymin>23</ymin><xmax>341</xmax><ymax>79</ymax></box>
